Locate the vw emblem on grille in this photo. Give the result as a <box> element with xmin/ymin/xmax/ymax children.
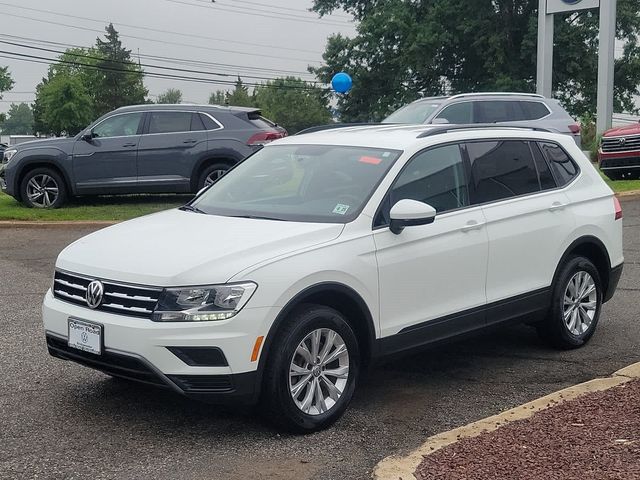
<box><xmin>619</xmin><ymin>137</ymin><xmax>627</xmax><ymax>146</ymax></box>
<box><xmin>86</xmin><ymin>280</ymin><xmax>104</xmax><ymax>309</ymax></box>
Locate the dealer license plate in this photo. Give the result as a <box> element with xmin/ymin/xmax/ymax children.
<box><xmin>68</xmin><ymin>318</ymin><xmax>102</xmax><ymax>356</ymax></box>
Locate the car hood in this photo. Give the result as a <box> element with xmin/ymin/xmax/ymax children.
<box><xmin>603</xmin><ymin>123</ymin><xmax>640</xmax><ymax>137</ymax></box>
<box><xmin>56</xmin><ymin>209</ymin><xmax>344</xmax><ymax>286</ymax></box>
<box><xmin>13</xmin><ymin>136</ymin><xmax>75</xmax><ymax>151</ymax></box>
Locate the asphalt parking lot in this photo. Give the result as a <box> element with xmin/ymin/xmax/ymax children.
<box><xmin>1</xmin><ymin>199</ymin><xmax>639</xmax><ymax>480</ymax></box>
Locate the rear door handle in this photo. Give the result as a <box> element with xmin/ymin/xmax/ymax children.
<box><xmin>549</xmin><ymin>202</ymin><xmax>566</xmax><ymax>212</ymax></box>
<box><xmin>122</xmin><ymin>143</ymin><xmax>137</xmax><ymax>147</ymax></box>
<box><xmin>183</xmin><ymin>139</ymin><xmax>197</xmax><ymax>144</ymax></box>
<box><xmin>461</xmin><ymin>220</ymin><xmax>485</xmax><ymax>232</ymax></box>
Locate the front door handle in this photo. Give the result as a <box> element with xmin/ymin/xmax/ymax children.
<box><xmin>549</xmin><ymin>202</ymin><xmax>566</xmax><ymax>212</ymax></box>
<box><xmin>183</xmin><ymin>139</ymin><xmax>197</xmax><ymax>144</ymax></box>
<box><xmin>122</xmin><ymin>143</ymin><xmax>137</xmax><ymax>147</ymax></box>
<box><xmin>461</xmin><ymin>220</ymin><xmax>485</xmax><ymax>232</ymax></box>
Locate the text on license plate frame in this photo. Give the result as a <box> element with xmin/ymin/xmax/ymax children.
<box><xmin>68</xmin><ymin>318</ymin><xmax>103</xmax><ymax>356</ymax></box>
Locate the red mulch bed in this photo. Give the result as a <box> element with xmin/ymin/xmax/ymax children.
<box><xmin>416</xmin><ymin>379</ymin><xmax>640</xmax><ymax>480</ymax></box>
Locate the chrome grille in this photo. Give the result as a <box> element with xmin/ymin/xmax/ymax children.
<box><xmin>601</xmin><ymin>134</ymin><xmax>640</xmax><ymax>153</ymax></box>
<box><xmin>53</xmin><ymin>270</ymin><xmax>162</xmax><ymax>318</ymax></box>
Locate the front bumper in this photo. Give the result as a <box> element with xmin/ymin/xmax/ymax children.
<box><xmin>599</xmin><ymin>152</ymin><xmax>640</xmax><ymax>172</ymax></box>
<box><xmin>43</xmin><ymin>289</ymin><xmax>275</xmax><ymax>404</ymax></box>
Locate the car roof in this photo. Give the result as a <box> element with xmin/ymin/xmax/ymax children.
<box><xmin>412</xmin><ymin>92</ymin><xmax>547</xmax><ymax>104</ymax></box>
<box><xmin>274</xmin><ymin>124</ymin><xmax>571</xmax><ymax>151</ymax></box>
<box><xmin>114</xmin><ymin>104</ymin><xmax>260</xmax><ymax>114</ymax></box>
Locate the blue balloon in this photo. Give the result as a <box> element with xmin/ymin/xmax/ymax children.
<box><xmin>331</xmin><ymin>72</ymin><xmax>353</xmax><ymax>93</ymax></box>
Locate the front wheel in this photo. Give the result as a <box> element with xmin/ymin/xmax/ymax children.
<box><xmin>537</xmin><ymin>256</ymin><xmax>602</xmax><ymax>349</ymax></box>
<box><xmin>261</xmin><ymin>304</ymin><xmax>360</xmax><ymax>432</ymax></box>
<box><xmin>20</xmin><ymin>167</ymin><xmax>67</xmax><ymax>208</ymax></box>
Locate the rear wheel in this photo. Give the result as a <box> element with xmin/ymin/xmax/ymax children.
<box><xmin>20</xmin><ymin>167</ymin><xmax>67</xmax><ymax>208</ymax></box>
<box><xmin>261</xmin><ymin>304</ymin><xmax>360</xmax><ymax>432</ymax></box>
<box><xmin>197</xmin><ymin>162</ymin><xmax>231</xmax><ymax>191</ymax></box>
<box><xmin>537</xmin><ymin>256</ymin><xmax>602</xmax><ymax>349</ymax></box>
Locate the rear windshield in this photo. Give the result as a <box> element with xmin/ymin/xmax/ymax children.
<box><xmin>247</xmin><ymin>112</ymin><xmax>277</xmax><ymax>130</ymax></box>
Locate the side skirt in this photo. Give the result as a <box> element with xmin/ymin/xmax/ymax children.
<box><xmin>376</xmin><ymin>287</ymin><xmax>551</xmax><ymax>358</ymax></box>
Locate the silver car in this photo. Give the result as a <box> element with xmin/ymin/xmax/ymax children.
<box><xmin>383</xmin><ymin>93</ymin><xmax>581</xmax><ymax>146</ymax></box>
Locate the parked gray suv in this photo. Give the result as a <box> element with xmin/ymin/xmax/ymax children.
<box><xmin>383</xmin><ymin>93</ymin><xmax>581</xmax><ymax>146</ymax></box>
<box><xmin>0</xmin><ymin>104</ymin><xmax>286</xmax><ymax>208</ymax></box>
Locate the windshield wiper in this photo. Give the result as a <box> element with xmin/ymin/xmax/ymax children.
<box><xmin>179</xmin><ymin>204</ymin><xmax>206</xmax><ymax>214</ymax></box>
<box><xmin>229</xmin><ymin>214</ymin><xmax>287</xmax><ymax>221</ymax></box>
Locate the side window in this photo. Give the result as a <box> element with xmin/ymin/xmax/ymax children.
<box><xmin>200</xmin><ymin>113</ymin><xmax>222</xmax><ymax>130</ymax></box>
<box><xmin>474</xmin><ymin>101</ymin><xmax>512</xmax><ymax>123</ymax></box>
<box><xmin>467</xmin><ymin>140</ymin><xmax>540</xmax><ymax>203</ymax></box>
<box><xmin>92</xmin><ymin>113</ymin><xmax>143</xmax><ymax>138</ymax></box>
<box><xmin>530</xmin><ymin>143</ymin><xmax>556</xmax><ymax>190</ymax></box>
<box><xmin>520</xmin><ymin>101</ymin><xmax>550</xmax><ymax>120</ymax></box>
<box><xmin>538</xmin><ymin>142</ymin><xmax>580</xmax><ymax>186</ymax></box>
<box><xmin>190</xmin><ymin>113</ymin><xmax>205</xmax><ymax>131</ymax></box>
<box><xmin>434</xmin><ymin>103</ymin><xmax>473</xmax><ymax>124</ymax></box>
<box><xmin>390</xmin><ymin>144</ymin><xmax>469</xmax><ymax>214</ymax></box>
<box><xmin>148</xmin><ymin>112</ymin><xmax>192</xmax><ymax>134</ymax></box>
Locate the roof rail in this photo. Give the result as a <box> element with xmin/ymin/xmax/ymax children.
<box><xmin>416</xmin><ymin>124</ymin><xmax>555</xmax><ymax>138</ymax></box>
<box><xmin>295</xmin><ymin>123</ymin><xmax>386</xmax><ymax>135</ymax></box>
<box><xmin>447</xmin><ymin>92</ymin><xmax>545</xmax><ymax>100</ymax></box>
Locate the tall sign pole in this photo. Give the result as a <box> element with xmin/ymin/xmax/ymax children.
<box><xmin>537</xmin><ymin>0</ymin><xmax>616</xmax><ymax>134</ymax></box>
<box><xmin>536</xmin><ymin>0</ymin><xmax>554</xmax><ymax>98</ymax></box>
<box><xmin>596</xmin><ymin>0</ymin><xmax>617</xmax><ymax>134</ymax></box>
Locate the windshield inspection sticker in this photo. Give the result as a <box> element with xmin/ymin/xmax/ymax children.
<box><xmin>333</xmin><ymin>204</ymin><xmax>350</xmax><ymax>215</ymax></box>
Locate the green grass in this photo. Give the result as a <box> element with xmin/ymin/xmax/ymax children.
<box><xmin>0</xmin><ymin>191</ymin><xmax>190</xmax><ymax>221</ymax></box>
<box><xmin>599</xmin><ymin>171</ymin><xmax>640</xmax><ymax>193</ymax></box>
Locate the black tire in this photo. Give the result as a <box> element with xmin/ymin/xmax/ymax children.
<box><xmin>20</xmin><ymin>167</ymin><xmax>67</xmax><ymax>208</ymax></box>
<box><xmin>537</xmin><ymin>256</ymin><xmax>603</xmax><ymax>349</ymax></box>
<box><xmin>261</xmin><ymin>304</ymin><xmax>360</xmax><ymax>433</ymax></box>
<box><xmin>196</xmin><ymin>162</ymin><xmax>231</xmax><ymax>191</ymax></box>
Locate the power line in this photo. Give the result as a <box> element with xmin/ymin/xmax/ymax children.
<box><xmin>0</xmin><ymin>1</ymin><xmax>323</xmax><ymax>55</ymax></box>
<box><xmin>0</xmin><ymin>50</ymin><xmax>330</xmax><ymax>91</ymax></box>
<box><xmin>0</xmin><ymin>33</ymin><xmax>317</xmax><ymax>77</ymax></box>
<box><xmin>0</xmin><ymin>39</ymin><xmax>323</xmax><ymax>84</ymax></box>
<box><xmin>163</xmin><ymin>0</ymin><xmax>350</xmax><ymax>27</ymax></box>
<box><xmin>220</xmin><ymin>0</ymin><xmax>351</xmax><ymax>19</ymax></box>
<box><xmin>0</xmin><ymin>12</ymin><xmax>322</xmax><ymax>64</ymax></box>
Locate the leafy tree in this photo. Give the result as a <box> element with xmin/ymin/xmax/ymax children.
<box><xmin>311</xmin><ymin>0</ymin><xmax>640</xmax><ymax>120</ymax></box>
<box><xmin>0</xmin><ymin>66</ymin><xmax>13</xmax><ymax>100</ymax></box>
<box><xmin>92</xmin><ymin>23</ymin><xmax>147</xmax><ymax>116</ymax></box>
<box><xmin>156</xmin><ymin>88</ymin><xmax>183</xmax><ymax>104</ymax></box>
<box><xmin>0</xmin><ymin>103</ymin><xmax>34</xmax><ymax>135</ymax></box>
<box><xmin>225</xmin><ymin>78</ymin><xmax>254</xmax><ymax>107</ymax></box>
<box><xmin>254</xmin><ymin>77</ymin><xmax>332</xmax><ymax>133</ymax></box>
<box><xmin>37</xmin><ymin>74</ymin><xmax>93</xmax><ymax>136</ymax></box>
<box><xmin>208</xmin><ymin>90</ymin><xmax>227</xmax><ymax>105</ymax></box>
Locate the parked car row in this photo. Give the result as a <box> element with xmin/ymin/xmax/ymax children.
<box><xmin>0</xmin><ymin>104</ymin><xmax>286</xmax><ymax>208</ymax></box>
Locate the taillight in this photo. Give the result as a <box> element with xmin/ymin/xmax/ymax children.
<box><xmin>614</xmin><ymin>197</ymin><xmax>623</xmax><ymax>220</ymax></box>
<box><xmin>568</xmin><ymin>124</ymin><xmax>581</xmax><ymax>134</ymax></box>
<box><xmin>247</xmin><ymin>131</ymin><xmax>286</xmax><ymax>146</ymax></box>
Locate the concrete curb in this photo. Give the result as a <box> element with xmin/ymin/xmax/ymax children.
<box><xmin>616</xmin><ymin>189</ymin><xmax>640</xmax><ymax>200</ymax></box>
<box><xmin>373</xmin><ymin>361</ymin><xmax>640</xmax><ymax>480</ymax></box>
<box><xmin>0</xmin><ymin>220</ymin><xmax>117</xmax><ymax>229</ymax></box>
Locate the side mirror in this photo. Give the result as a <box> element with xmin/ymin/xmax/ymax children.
<box><xmin>431</xmin><ymin>118</ymin><xmax>450</xmax><ymax>125</ymax></box>
<box><xmin>389</xmin><ymin>199</ymin><xmax>437</xmax><ymax>234</ymax></box>
<box><xmin>81</xmin><ymin>131</ymin><xmax>94</xmax><ymax>142</ymax></box>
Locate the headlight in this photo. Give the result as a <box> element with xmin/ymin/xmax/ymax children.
<box><xmin>2</xmin><ymin>149</ymin><xmax>17</xmax><ymax>164</ymax></box>
<box><xmin>152</xmin><ymin>282</ymin><xmax>257</xmax><ymax>322</ymax></box>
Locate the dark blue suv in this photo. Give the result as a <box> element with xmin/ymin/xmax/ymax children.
<box><xmin>0</xmin><ymin>104</ymin><xmax>286</xmax><ymax>208</ymax></box>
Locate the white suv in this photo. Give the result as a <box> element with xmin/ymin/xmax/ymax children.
<box><xmin>43</xmin><ymin>124</ymin><xmax>624</xmax><ymax>432</ymax></box>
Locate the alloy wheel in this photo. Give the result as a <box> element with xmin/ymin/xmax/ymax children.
<box><xmin>204</xmin><ymin>169</ymin><xmax>226</xmax><ymax>186</ymax></box>
<box><xmin>26</xmin><ymin>174</ymin><xmax>59</xmax><ymax>208</ymax></box>
<box><xmin>563</xmin><ymin>271</ymin><xmax>597</xmax><ymax>336</ymax></box>
<box><xmin>288</xmin><ymin>328</ymin><xmax>350</xmax><ymax>415</ymax></box>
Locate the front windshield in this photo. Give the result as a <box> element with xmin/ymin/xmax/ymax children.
<box><xmin>192</xmin><ymin>144</ymin><xmax>402</xmax><ymax>223</ymax></box>
<box><xmin>383</xmin><ymin>101</ymin><xmax>442</xmax><ymax>124</ymax></box>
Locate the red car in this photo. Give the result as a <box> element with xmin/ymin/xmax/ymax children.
<box><xmin>599</xmin><ymin>122</ymin><xmax>640</xmax><ymax>180</ymax></box>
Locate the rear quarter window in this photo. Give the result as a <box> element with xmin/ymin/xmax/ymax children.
<box><xmin>538</xmin><ymin>142</ymin><xmax>580</xmax><ymax>186</ymax></box>
<box><xmin>520</xmin><ymin>101</ymin><xmax>551</xmax><ymax>120</ymax></box>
